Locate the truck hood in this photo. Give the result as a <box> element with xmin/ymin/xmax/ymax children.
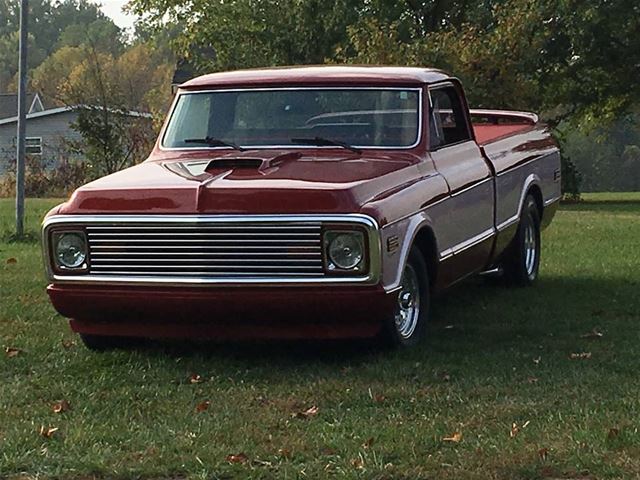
<box><xmin>59</xmin><ymin>150</ymin><xmax>424</xmax><ymax>215</ymax></box>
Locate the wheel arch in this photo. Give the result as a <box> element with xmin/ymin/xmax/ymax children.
<box><xmin>518</xmin><ymin>173</ymin><xmax>544</xmax><ymax>222</ymax></box>
<box><xmin>527</xmin><ymin>183</ymin><xmax>544</xmax><ymax>220</ymax></box>
<box><xmin>412</xmin><ymin>226</ymin><xmax>439</xmax><ymax>291</ymax></box>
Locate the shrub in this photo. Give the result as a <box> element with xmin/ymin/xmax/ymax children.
<box><xmin>0</xmin><ymin>155</ymin><xmax>90</xmax><ymax>198</ymax></box>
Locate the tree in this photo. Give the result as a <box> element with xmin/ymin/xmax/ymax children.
<box><xmin>0</xmin><ymin>0</ymin><xmax>123</xmax><ymax>91</ymax></box>
<box><xmin>57</xmin><ymin>18</ymin><xmax>124</xmax><ymax>55</ymax></box>
<box><xmin>55</xmin><ymin>39</ymin><xmax>177</xmax><ymax>177</ymax></box>
<box><xmin>31</xmin><ymin>46</ymin><xmax>86</xmax><ymax>104</ymax></box>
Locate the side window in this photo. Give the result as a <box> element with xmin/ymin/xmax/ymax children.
<box><xmin>429</xmin><ymin>86</ymin><xmax>471</xmax><ymax>149</ymax></box>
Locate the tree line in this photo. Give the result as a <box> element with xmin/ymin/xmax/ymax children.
<box><xmin>2</xmin><ymin>0</ymin><xmax>639</xmax><ymax>194</ymax></box>
<box><xmin>131</xmin><ymin>0</ymin><xmax>640</xmax><ymax>193</ymax></box>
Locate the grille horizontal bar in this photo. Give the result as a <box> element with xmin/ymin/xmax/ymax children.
<box><xmin>86</xmin><ymin>222</ymin><xmax>325</xmax><ymax>279</ymax></box>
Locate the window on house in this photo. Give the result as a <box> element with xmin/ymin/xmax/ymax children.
<box><xmin>25</xmin><ymin>137</ymin><xmax>42</xmax><ymax>155</ymax></box>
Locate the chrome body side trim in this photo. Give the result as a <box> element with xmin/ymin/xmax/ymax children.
<box><xmin>544</xmin><ymin>195</ymin><xmax>561</xmax><ymax>206</ymax></box>
<box><xmin>496</xmin><ymin>214</ymin><xmax>520</xmax><ymax>232</ymax></box>
<box><xmin>42</xmin><ymin>214</ymin><xmax>381</xmax><ymax>287</ymax></box>
<box><xmin>159</xmin><ymin>87</ymin><xmax>424</xmax><ymax>151</ymax></box>
<box><xmin>439</xmin><ymin>227</ymin><xmax>495</xmax><ymax>261</ymax></box>
<box><xmin>450</xmin><ymin>176</ymin><xmax>493</xmax><ymax>197</ymax></box>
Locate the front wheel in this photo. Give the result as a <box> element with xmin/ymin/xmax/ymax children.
<box><xmin>503</xmin><ymin>195</ymin><xmax>541</xmax><ymax>286</ymax></box>
<box><xmin>381</xmin><ymin>247</ymin><xmax>430</xmax><ymax>348</ymax></box>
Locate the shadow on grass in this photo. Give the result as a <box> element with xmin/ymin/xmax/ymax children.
<box><xmin>148</xmin><ymin>336</ymin><xmax>382</xmax><ymax>366</ymax></box>
<box><xmin>1</xmin><ymin>229</ymin><xmax>40</xmax><ymax>244</ymax></box>
<box><xmin>116</xmin><ymin>273</ymin><xmax>637</xmax><ymax>375</ymax></box>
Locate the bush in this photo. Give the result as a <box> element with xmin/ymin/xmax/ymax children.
<box><xmin>0</xmin><ymin>155</ymin><xmax>90</xmax><ymax>198</ymax></box>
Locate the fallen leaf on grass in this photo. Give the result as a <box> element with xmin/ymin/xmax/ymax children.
<box><xmin>510</xmin><ymin>420</ymin><xmax>530</xmax><ymax>438</ymax></box>
<box><xmin>350</xmin><ymin>456</ymin><xmax>365</xmax><ymax>469</ymax></box>
<box><xmin>195</xmin><ymin>401</ymin><xmax>210</xmax><ymax>413</ymax></box>
<box><xmin>52</xmin><ymin>400</ymin><xmax>71</xmax><ymax>414</ymax></box>
<box><xmin>607</xmin><ymin>428</ymin><xmax>620</xmax><ymax>439</ymax></box>
<box><xmin>362</xmin><ymin>437</ymin><xmax>375</xmax><ymax>449</ymax></box>
<box><xmin>188</xmin><ymin>374</ymin><xmax>203</xmax><ymax>384</ymax></box>
<box><xmin>538</xmin><ymin>447</ymin><xmax>549</xmax><ymax>461</ymax></box>
<box><xmin>442</xmin><ymin>432</ymin><xmax>462</xmax><ymax>443</ymax></box>
<box><xmin>6</xmin><ymin>257</ymin><xmax>17</xmax><ymax>264</ymax></box>
<box><xmin>294</xmin><ymin>405</ymin><xmax>319</xmax><ymax>419</ymax></box>
<box><xmin>320</xmin><ymin>446</ymin><xmax>337</xmax><ymax>456</ymax></box>
<box><xmin>39</xmin><ymin>426</ymin><xmax>59</xmax><ymax>438</ymax></box>
<box><xmin>61</xmin><ymin>339</ymin><xmax>76</xmax><ymax>349</ymax></box>
<box><xmin>581</xmin><ymin>329</ymin><xmax>603</xmax><ymax>340</ymax></box>
<box><xmin>368</xmin><ymin>387</ymin><xmax>386</xmax><ymax>403</ymax></box>
<box><xmin>5</xmin><ymin>347</ymin><xmax>22</xmax><ymax>358</ymax></box>
<box><xmin>527</xmin><ymin>376</ymin><xmax>539</xmax><ymax>384</ymax></box>
<box><xmin>277</xmin><ymin>448</ymin><xmax>292</xmax><ymax>459</ymax></box>
<box><xmin>225</xmin><ymin>453</ymin><xmax>248</xmax><ymax>464</ymax></box>
<box><xmin>570</xmin><ymin>352</ymin><xmax>592</xmax><ymax>360</ymax></box>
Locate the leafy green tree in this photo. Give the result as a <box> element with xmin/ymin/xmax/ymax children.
<box><xmin>60</xmin><ymin>48</ymin><xmax>155</xmax><ymax>176</ymax></box>
<box><xmin>0</xmin><ymin>0</ymin><xmax>123</xmax><ymax>91</ymax></box>
<box><xmin>57</xmin><ymin>18</ymin><xmax>124</xmax><ymax>55</ymax></box>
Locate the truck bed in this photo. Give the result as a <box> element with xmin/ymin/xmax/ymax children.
<box><xmin>470</xmin><ymin>109</ymin><xmax>539</xmax><ymax>145</ymax></box>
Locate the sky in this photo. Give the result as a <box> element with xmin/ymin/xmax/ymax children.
<box><xmin>98</xmin><ymin>0</ymin><xmax>137</xmax><ymax>31</ymax></box>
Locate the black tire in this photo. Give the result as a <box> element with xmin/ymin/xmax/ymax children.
<box><xmin>80</xmin><ymin>334</ymin><xmax>138</xmax><ymax>351</ymax></box>
<box><xmin>381</xmin><ymin>246</ymin><xmax>430</xmax><ymax>348</ymax></box>
<box><xmin>503</xmin><ymin>195</ymin><xmax>541</xmax><ymax>286</ymax></box>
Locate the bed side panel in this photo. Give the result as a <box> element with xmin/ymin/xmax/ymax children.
<box><xmin>482</xmin><ymin>125</ymin><xmax>561</xmax><ymax>232</ymax></box>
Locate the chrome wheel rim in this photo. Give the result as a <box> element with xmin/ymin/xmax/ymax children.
<box><xmin>524</xmin><ymin>219</ymin><xmax>537</xmax><ymax>277</ymax></box>
<box><xmin>394</xmin><ymin>264</ymin><xmax>421</xmax><ymax>339</ymax></box>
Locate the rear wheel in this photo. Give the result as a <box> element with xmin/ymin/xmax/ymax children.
<box><xmin>503</xmin><ymin>195</ymin><xmax>541</xmax><ymax>286</ymax></box>
<box><xmin>381</xmin><ymin>246</ymin><xmax>430</xmax><ymax>348</ymax></box>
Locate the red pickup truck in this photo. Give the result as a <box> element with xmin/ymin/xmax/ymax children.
<box><xmin>42</xmin><ymin>66</ymin><xmax>561</xmax><ymax>349</ymax></box>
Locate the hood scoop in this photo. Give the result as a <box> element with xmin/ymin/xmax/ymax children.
<box><xmin>205</xmin><ymin>158</ymin><xmax>263</xmax><ymax>171</ymax></box>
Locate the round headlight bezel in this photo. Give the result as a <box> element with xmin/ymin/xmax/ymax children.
<box><xmin>324</xmin><ymin>230</ymin><xmax>366</xmax><ymax>273</ymax></box>
<box><xmin>52</xmin><ymin>230</ymin><xmax>88</xmax><ymax>271</ymax></box>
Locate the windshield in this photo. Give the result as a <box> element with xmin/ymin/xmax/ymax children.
<box><xmin>162</xmin><ymin>88</ymin><xmax>421</xmax><ymax>149</ymax></box>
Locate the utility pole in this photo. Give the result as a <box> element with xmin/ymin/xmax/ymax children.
<box><xmin>15</xmin><ymin>0</ymin><xmax>28</xmax><ymax>236</ymax></box>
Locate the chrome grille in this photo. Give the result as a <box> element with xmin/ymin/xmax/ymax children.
<box><xmin>86</xmin><ymin>222</ymin><xmax>324</xmax><ymax>278</ymax></box>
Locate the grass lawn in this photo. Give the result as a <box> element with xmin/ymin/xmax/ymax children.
<box><xmin>1</xmin><ymin>195</ymin><xmax>639</xmax><ymax>479</ymax></box>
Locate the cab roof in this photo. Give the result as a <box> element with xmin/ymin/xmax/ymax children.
<box><xmin>181</xmin><ymin>65</ymin><xmax>451</xmax><ymax>89</ymax></box>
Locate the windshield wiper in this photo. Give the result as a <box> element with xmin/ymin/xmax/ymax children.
<box><xmin>183</xmin><ymin>137</ymin><xmax>246</xmax><ymax>151</ymax></box>
<box><xmin>290</xmin><ymin>136</ymin><xmax>362</xmax><ymax>154</ymax></box>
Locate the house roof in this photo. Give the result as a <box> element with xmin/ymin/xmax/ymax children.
<box><xmin>181</xmin><ymin>66</ymin><xmax>452</xmax><ymax>89</ymax></box>
<box><xmin>0</xmin><ymin>105</ymin><xmax>152</xmax><ymax>126</ymax></box>
<box><xmin>0</xmin><ymin>92</ymin><xmax>44</xmax><ymax>119</ymax></box>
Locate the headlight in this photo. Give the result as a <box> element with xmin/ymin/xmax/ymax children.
<box><xmin>324</xmin><ymin>230</ymin><xmax>365</xmax><ymax>271</ymax></box>
<box><xmin>52</xmin><ymin>231</ymin><xmax>87</xmax><ymax>270</ymax></box>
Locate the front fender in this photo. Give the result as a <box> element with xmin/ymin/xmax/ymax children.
<box><xmin>379</xmin><ymin>212</ymin><xmax>439</xmax><ymax>292</ymax></box>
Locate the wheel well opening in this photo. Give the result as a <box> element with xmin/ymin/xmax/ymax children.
<box><xmin>413</xmin><ymin>227</ymin><xmax>438</xmax><ymax>291</ymax></box>
<box><xmin>528</xmin><ymin>185</ymin><xmax>544</xmax><ymax>220</ymax></box>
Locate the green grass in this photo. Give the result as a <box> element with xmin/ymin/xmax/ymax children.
<box><xmin>1</xmin><ymin>196</ymin><xmax>639</xmax><ymax>479</ymax></box>
<box><xmin>581</xmin><ymin>191</ymin><xmax>640</xmax><ymax>203</ymax></box>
